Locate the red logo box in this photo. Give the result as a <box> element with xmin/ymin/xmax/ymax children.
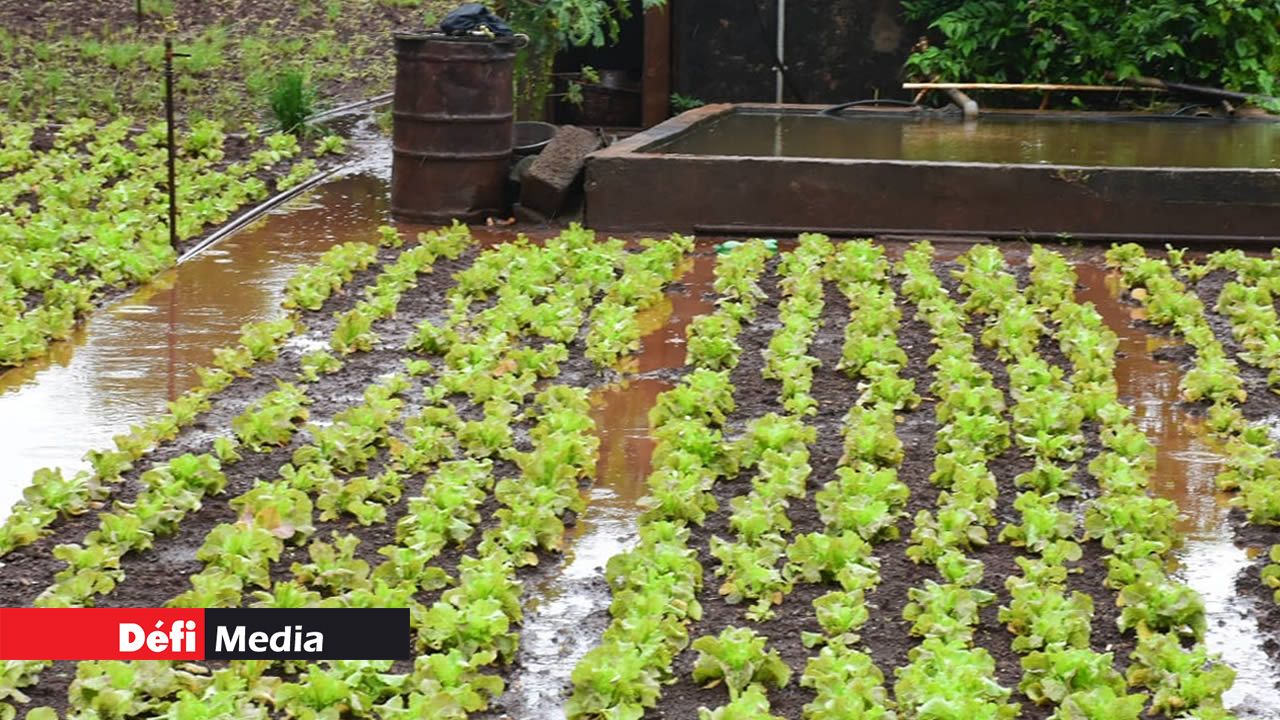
<box><xmin>0</xmin><ymin>608</ymin><xmax>205</xmax><ymax>660</ymax></box>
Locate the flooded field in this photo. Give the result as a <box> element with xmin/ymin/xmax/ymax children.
<box><xmin>500</xmin><ymin>252</ymin><xmax>718</xmax><ymax>718</ymax></box>
<box><xmin>2</xmin><ymin>164</ymin><xmax>1279</xmax><ymax>717</ymax></box>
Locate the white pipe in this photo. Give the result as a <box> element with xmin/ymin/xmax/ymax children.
<box><xmin>945</xmin><ymin>88</ymin><xmax>979</xmax><ymax>119</ymax></box>
<box><xmin>775</xmin><ymin>0</ymin><xmax>785</xmax><ymax>103</ymax></box>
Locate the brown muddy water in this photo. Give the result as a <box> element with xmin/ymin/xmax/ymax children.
<box><xmin>1079</xmin><ymin>263</ymin><xmax>1280</xmax><ymax>713</ymax></box>
<box><xmin>0</xmin><ymin>174</ymin><xmax>393</xmax><ymax>515</ymax></box>
<box><xmin>649</xmin><ymin>112</ymin><xmax>1280</xmax><ymax>169</ymax></box>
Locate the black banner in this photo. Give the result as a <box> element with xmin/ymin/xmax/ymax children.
<box><xmin>203</xmin><ymin>608</ymin><xmax>411</xmax><ymax>660</ymax></box>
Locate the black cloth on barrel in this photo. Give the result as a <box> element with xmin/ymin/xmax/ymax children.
<box><xmin>440</xmin><ymin>4</ymin><xmax>513</xmax><ymax>36</ymax></box>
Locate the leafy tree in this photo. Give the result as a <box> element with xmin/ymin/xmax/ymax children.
<box><xmin>904</xmin><ymin>0</ymin><xmax>1280</xmax><ymax>97</ymax></box>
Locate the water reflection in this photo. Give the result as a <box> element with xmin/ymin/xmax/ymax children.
<box><xmin>635</xmin><ymin>254</ymin><xmax>717</xmax><ymax>375</ymax></box>
<box><xmin>0</xmin><ymin>175</ymin><xmax>392</xmax><ymax>515</ymax></box>
<box><xmin>650</xmin><ymin>112</ymin><xmax>1280</xmax><ymax>169</ymax></box>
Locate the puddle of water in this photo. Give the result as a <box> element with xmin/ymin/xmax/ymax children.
<box><xmin>649</xmin><ymin>112</ymin><xmax>1280</xmax><ymax>169</ymax></box>
<box><xmin>505</xmin><ymin>378</ymin><xmax>668</xmax><ymax>719</ymax></box>
<box><xmin>1179</xmin><ymin>537</ymin><xmax>1279</xmax><ymax>715</ymax></box>
<box><xmin>1078</xmin><ymin>265</ymin><xmax>1230</xmax><ymax>538</ymax></box>
<box><xmin>338</xmin><ymin>114</ymin><xmax>394</xmax><ymax>179</ymax></box>
<box><xmin>1077</xmin><ymin>263</ymin><xmax>1280</xmax><ymax>713</ymax></box>
<box><xmin>501</xmin><ymin>251</ymin><xmax>718</xmax><ymax>718</ymax></box>
<box><xmin>0</xmin><ymin>175</ymin><xmax>393</xmax><ymax>515</ymax></box>
<box><xmin>635</xmin><ymin>254</ymin><xmax>716</xmax><ymax>375</ymax></box>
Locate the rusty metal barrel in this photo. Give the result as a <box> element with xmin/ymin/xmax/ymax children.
<box><xmin>391</xmin><ymin>33</ymin><xmax>517</xmax><ymax>223</ymax></box>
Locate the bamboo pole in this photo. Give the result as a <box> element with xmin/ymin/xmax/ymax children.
<box><xmin>904</xmin><ymin>82</ymin><xmax>1163</xmax><ymax>93</ymax></box>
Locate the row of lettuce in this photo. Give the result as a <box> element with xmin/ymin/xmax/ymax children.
<box><xmin>1107</xmin><ymin>247</ymin><xmax>1280</xmax><ymax>629</ymax></box>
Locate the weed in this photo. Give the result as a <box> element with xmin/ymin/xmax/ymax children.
<box><xmin>267</xmin><ymin>70</ymin><xmax>316</xmax><ymax>136</ymax></box>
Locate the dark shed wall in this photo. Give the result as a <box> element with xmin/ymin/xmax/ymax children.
<box><xmin>672</xmin><ymin>0</ymin><xmax>919</xmax><ymax>104</ymax></box>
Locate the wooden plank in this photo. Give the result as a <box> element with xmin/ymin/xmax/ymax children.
<box><xmin>642</xmin><ymin>3</ymin><xmax>672</xmax><ymax>127</ymax></box>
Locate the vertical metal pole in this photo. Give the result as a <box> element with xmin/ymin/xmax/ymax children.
<box><xmin>775</xmin><ymin>0</ymin><xmax>786</xmax><ymax>103</ymax></box>
<box><xmin>136</xmin><ymin>0</ymin><xmax>143</xmax><ymax>31</ymax></box>
<box><xmin>165</xmin><ymin>37</ymin><xmax>177</xmax><ymax>250</ymax></box>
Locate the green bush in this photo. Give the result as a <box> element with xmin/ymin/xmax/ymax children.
<box><xmin>494</xmin><ymin>0</ymin><xmax>666</xmax><ymax>117</ymax></box>
<box><xmin>904</xmin><ymin>0</ymin><xmax>1280</xmax><ymax>97</ymax></box>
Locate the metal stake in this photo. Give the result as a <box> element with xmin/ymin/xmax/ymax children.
<box><xmin>165</xmin><ymin>36</ymin><xmax>177</xmax><ymax>249</ymax></box>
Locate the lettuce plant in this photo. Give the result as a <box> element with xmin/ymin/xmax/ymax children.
<box><xmin>709</xmin><ymin>538</ymin><xmax>791</xmax><ymax>620</ymax></box>
<box><xmin>785</xmin><ymin>532</ymin><xmax>878</xmax><ymax>590</ymax></box>
<box><xmin>690</xmin><ymin>627</ymin><xmax>791</xmax><ymax>700</ymax></box>
<box><xmin>1126</xmin><ymin>633</ymin><xmax>1234</xmax><ymax>715</ymax></box>
<box><xmin>894</xmin><ymin>637</ymin><xmax>1017</xmax><ymax>720</ymax></box>
<box><xmin>687</xmin><ymin>314</ymin><xmax>743</xmax><ymax>370</ymax></box>
<box><xmin>1050</xmin><ymin>686</ymin><xmax>1147</xmax><ymax>720</ymax></box>
<box><xmin>376</xmin><ymin>650</ymin><xmax>504</xmax><ymax>719</ymax></box>
<box><xmin>1019</xmin><ymin>647</ymin><xmax>1125</xmax><ymax>705</ymax></box>
<box><xmin>999</xmin><ymin>580</ymin><xmax>1093</xmax><ymax>652</ymax></box>
<box><xmin>566</xmin><ymin>642</ymin><xmax>663</xmax><ymax>720</ymax></box>
<box><xmin>903</xmin><ymin>580</ymin><xmax>995</xmax><ymax>644</ymax></box>
<box><xmin>291</xmin><ymin>533</ymin><xmax>371</xmax><ymax>593</ymax></box>
<box><xmin>696</xmin><ymin>684</ymin><xmax>785</xmax><ymax>720</ymax></box>
<box><xmin>800</xmin><ymin>644</ymin><xmax>894</xmax><ymax>719</ymax></box>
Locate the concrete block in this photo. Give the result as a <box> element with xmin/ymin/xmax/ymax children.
<box><xmin>520</xmin><ymin>125</ymin><xmax>602</xmax><ymax>218</ymax></box>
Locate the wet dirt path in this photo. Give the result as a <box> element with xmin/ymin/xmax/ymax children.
<box><xmin>1078</xmin><ymin>262</ymin><xmax>1280</xmax><ymax>715</ymax></box>
<box><xmin>0</xmin><ymin>174</ymin><xmax>393</xmax><ymax>517</ymax></box>
<box><xmin>499</xmin><ymin>251</ymin><xmax>718</xmax><ymax>719</ymax></box>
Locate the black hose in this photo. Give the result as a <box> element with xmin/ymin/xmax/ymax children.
<box><xmin>820</xmin><ymin>98</ymin><xmax>920</xmax><ymax>116</ymax></box>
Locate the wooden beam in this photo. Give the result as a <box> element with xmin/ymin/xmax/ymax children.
<box><xmin>642</xmin><ymin>4</ymin><xmax>672</xmax><ymax>127</ymax></box>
